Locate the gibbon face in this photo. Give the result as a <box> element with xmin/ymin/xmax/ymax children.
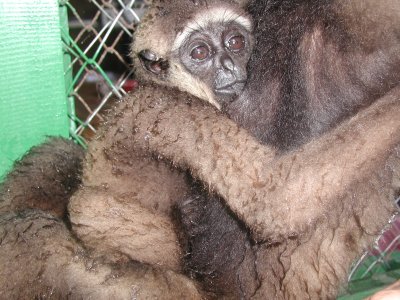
<box><xmin>133</xmin><ymin>1</ymin><xmax>253</xmax><ymax>109</ymax></box>
<box><xmin>174</xmin><ymin>21</ymin><xmax>252</xmax><ymax>106</ymax></box>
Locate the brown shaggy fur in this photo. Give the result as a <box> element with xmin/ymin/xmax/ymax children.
<box><xmin>0</xmin><ymin>209</ymin><xmax>202</xmax><ymax>299</ymax></box>
<box><xmin>68</xmin><ymin>82</ymin><xmax>400</xmax><ymax>298</ymax></box>
<box><xmin>130</xmin><ymin>0</ymin><xmax>400</xmax><ymax>296</ymax></box>
<box><xmin>121</xmin><ymin>83</ymin><xmax>400</xmax><ymax>298</ymax></box>
<box><xmin>0</xmin><ymin>82</ymin><xmax>399</xmax><ymax>299</ymax></box>
<box><xmin>0</xmin><ymin>0</ymin><xmax>399</xmax><ymax>298</ymax></box>
<box><xmin>0</xmin><ymin>137</ymin><xmax>84</xmax><ymax>218</ymax></box>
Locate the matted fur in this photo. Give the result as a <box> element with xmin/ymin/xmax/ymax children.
<box><xmin>130</xmin><ymin>84</ymin><xmax>400</xmax><ymax>298</ymax></box>
<box><xmin>0</xmin><ymin>209</ymin><xmax>202</xmax><ymax>299</ymax></box>
<box><xmin>0</xmin><ymin>137</ymin><xmax>84</xmax><ymax>218</ymax></box>
<box><xmin>77</xmin><ymin>83</ymin><xmax>400</xmax><ymax>298</ymax></box>
<box><xmin>0</xmin><ymin>0</ymin><xmax>399</xmax><ymax>298</ymax></box>
<box><xmin>0</xmin><ymin>82</ymin><xmax>399</xmax><ymax>299</ymax></box>
<box><xmin>129</xmin><ymin>0</ymin><xmax>400</xmax><ymax>296</ymax></box>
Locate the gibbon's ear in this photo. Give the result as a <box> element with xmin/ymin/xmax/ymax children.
<box><xmin>138</xmin><ymin>50</ymin><xmax>169</xmax><ymax>75</ymax></box>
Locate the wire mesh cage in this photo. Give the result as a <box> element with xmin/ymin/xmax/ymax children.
<box><xmin>60</xmin><ymin>1</ymin><xmax>400</xmax><ymax>298</ymax></box>
<box><xmin>61</xmin><ymin>0</ymin><xmax>148</xmax><ymax>145</ymax></box>
<box><xmin>338</xmin><ymin>214</ymin><xmax>400</xmax><ymax>299</ymax></box>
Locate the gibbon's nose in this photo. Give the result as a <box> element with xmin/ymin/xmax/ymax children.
<box><xmin>220</xmin><ymin>55</ymin><xmax>235</xmax><ymax>71</ymax></box>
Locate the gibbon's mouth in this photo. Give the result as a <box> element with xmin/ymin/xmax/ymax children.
<box><xmin>215</xmin><ymin>80</ymin><xmax>246</xmax><ymax>95</ymax></box>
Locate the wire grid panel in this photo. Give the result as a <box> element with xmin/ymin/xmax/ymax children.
<box><xmin>335</xmin><ymin>213</ymin><xmax>400</xmax><ymax>300</ymax></box>
<box><xmin>60</xmin><ymin>0</ymin><xmax>148</xmax><ymax>144</ymax></box>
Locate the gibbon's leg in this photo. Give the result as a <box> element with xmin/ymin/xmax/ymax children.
<box><xmin>68</xmin><ymin>95</ymin><xmax>190</xmax><ymax>270</ymax></box>
<box><xmin>0</xmin><ymin>209</ymin><xmax>202</xmax><ymax>299</ymax></box>
<box><xmin>0</xmin><ymin>137</ymin><xmax>84</xmax><ymax>218</ymax></box>
<box><xmin>69</xmin><ymin>186</ymin><xmax>183</xmax><ymax>271</ymax></box>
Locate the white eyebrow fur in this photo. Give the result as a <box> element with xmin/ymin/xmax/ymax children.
<box><xmin>172</xmin><ymin>6</ymin><xmax>252</xmax><ymax>51</ymax></box>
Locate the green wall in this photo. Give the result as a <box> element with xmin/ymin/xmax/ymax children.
<box><xmin>0</xmin><ymin>0</ymin><xmax>69</xmax><ymax>179</ymax></box>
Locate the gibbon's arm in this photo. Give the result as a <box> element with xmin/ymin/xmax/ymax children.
<box><xmin>131</xmin><ymin>84</ymin><xmax>400</xmax><ymax>241</ymax></box>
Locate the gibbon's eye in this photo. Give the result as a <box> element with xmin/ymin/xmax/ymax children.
<box><xmin>227</xmin><ymin>35</ymin><xmax>245</xmax><ymax>52</ymax></box>
<box><xmin>190</xmin><ymin>45</ymin><xmax>210</xmax><ymax>61</ymax></box>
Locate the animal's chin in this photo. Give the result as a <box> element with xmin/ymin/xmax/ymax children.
<box><xmin>214</xmin><ymin>81</ymin><xmax>246</xmax><ymax>103</ymax></box>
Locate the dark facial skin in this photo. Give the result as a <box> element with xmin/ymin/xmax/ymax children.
<box><xmin>176</xmin><ymin>22</ymin><xmax>252</xmax><ymax>106</ymax></box>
